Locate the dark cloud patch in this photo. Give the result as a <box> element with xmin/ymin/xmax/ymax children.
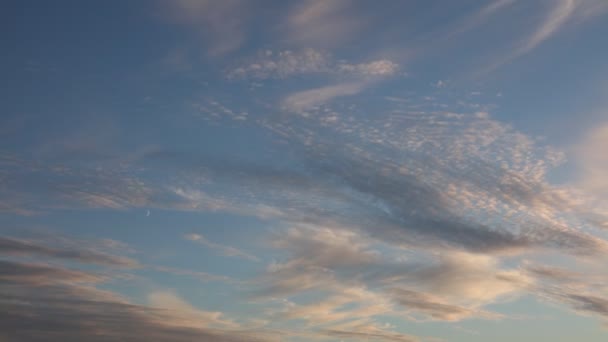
<box><xmin>563</xmin><ymin>293</ymin><xmax>608</xmax><ymax>317</ymax></box>
<box><xmin>539</xmin><ymin>287</ymin><xmax>608</xmax><ymax>319</ymax></box>
<box><xmin>0</xmin><ymin>259</ymin><xmax>103</xmax><ymax>285</ymax></box>
<box><xmin>0</xmin><ymin>260</ymin><xmax>275</xmax><ymax>342</ymax></box>
<box><xmin>304</xmin><ymin>148</ymin><xmax>606</xmax><ymax>255</ymax></box>
<box><xmin>173</xmin><ymin>143</ymin><xmax>604</xmax><ymax>256</ymax></box>
<box><xmin>0</xmin><ymin>237</ymin><xmax>138</xmax><ymax>268</ymax></box>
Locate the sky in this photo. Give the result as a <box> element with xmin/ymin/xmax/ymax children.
<box><xmin>2</xmin><ymin>0</ymin><xmax>608</xmax><ymax>341</ymax></box>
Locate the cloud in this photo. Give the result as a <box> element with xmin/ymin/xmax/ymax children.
<box><xmin>254</xmin><ymin>262</ymin><xmax>336</xmax><ymax>299</ymax></box>
<box><xmin>554</xmin><ymin>292</ymin><xmax>608</xmax><ymax>317</ymax></box>
<box><xmin>482</xmin><ymin>0</ymin><xmax>608</xmax><ymax>71</ymax></box>
<box><xmin>324</xmin><ymin>320</ymin><xmax>419</xmax><ymax>342</ymax></box>
<box><xmin>8</xmin><ymin>1</ymin><xmax>608</xmax><ymax>337</ymax></box>
<box><xmin>153</xmin><ymin>96</ymin><xmax>608</xmax><ymax>259</ymax></box>
<box><xmin>284</xmin><ymin>0</ymin><xmax>363</xmax><ymax>47</ymax></box>
<box><xmin>228</xmin><ymin>49</ymin><xmax>331</xmax><ymax>79</ymax></box>
<box><xmin>150</xmin><ymin>91</ymin><xmax>608</xmax><ymax>326</ymax></box>
<box><xmin>0</xmin><ymin>233</ymin><xmax>275</xmax><ymax>341</ymax></box>
<box><xmin>0</xmin><ymin>155</ymin><xmax>152</xmax><ymax>214</ymax></box>
<box><xmin>577</xmin><ymin>123</ymin><xmax>608</xmax><ymax>197</ymax></box>
<box><xmin>449</xmin><ymin>0</ymin><xmax>517</xmax><ymax>38</ymax></box>
<box><xmin>167</xmin><ymin>187</ymin><xmax>230</xmax><ymax>212</ymax></box>
<box><xmin>6</xmin><ymin>58</ymin><xmax>608</xmax><ymax>333</ymax></box>
<box><xmin>0</xmin><ymin>236</ymin><xmax>139</xmax><ymax>268</ymax></box>
<box><xmin>389</xmin><ymin>288</ymin><xmax>477</xmax><ymax>321</ymax></box>
<box><xmin>433</xmin><ymin>80</ymin><xmax>447</xmax><ymax>88</ymax></box>
<box><xmin>270</xmin><ymin>224</ymin><xmax>379</xmax><ymax>269</ymax></box>
<box><xmin>514</xmin><ymin>0</ymin><xmax>577</xmax><ymax>58</ymax></box>
<box><xmin>523</xmin><ymin>257</ymin><xmax>608</xmax><ymax>321</ymax></box>
<box><xmin>533</xmin><ymin>283</ymin><xmax>608</xmax><ymax>320</ymax></box>
<box><xmin>144</xmin><ymin>91</ymin><xmax>608</xmax><ymax>263</ymax></box>
<box><xmin>253</xmin><ymin>102</ymin><xmax>608</xmax><ymax>257</ymax></box>
<box><xmin>396</xmin><ymin>251</ymin><xmax>530</xmax><ymax>307</ymax></box>
<box><xmin>573</xmin><ymin>0</ymin><xmax>608</xmax><ymax>20</ymax></box>
<box><xmin>254</xmin><ymin>225</ymin><xmax>516</xmax><ymax>323</ymax></box>
<box><xmin>228</xmin><ymin>48</ymin><xmax>399</xmax><ymax>80</ymax></box>
<box><xmin>0</xmin><ymin>259</ymin><xmax>104</xmax><ymax>285</ymax></box>
<box><xmin>162</xmin><ymin>0</ymin><xmax>250</xmax><ymax>56</ymax></box>
<box><xmin>272</xmin><ymin>288</ymin><xmax>392</xmax><ymax>327</ymax></box>
<box><xmin>152</xmin><ymin>265</ymin><xmax>238</xmax><ymax>284</ymax></box>
<box><xmin>184</xmin><ymin>233</ymin><xmax>259</xmax><ymax>262</ymax></box>
<box><xmin>0</xmin><ymin>260</ymin><xmax>276</xmax><ymax>342</ymax></box>
<box><xmin>337</xmin><ymin>59</ymin><xmax>400</xmax><ymax>76</ymax></box>
<box><xmin>282</xmin><ymin>81</ymin><xmax>368</xmax><ymax>111</ymax></box>
<box><xmin>148</xmin><ymin>291</ymin><xmax>239</xmax><ymax>329</ymax></box>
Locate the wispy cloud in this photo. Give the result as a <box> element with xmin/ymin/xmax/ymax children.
<box><xmin>163</xmin><ymin>0</ymin><xmax>250</xmax><ymax>56</ymax></box>
<box><xmin>449</xmin><ymin>0</ymin><xmax>518</xmax><ymax>38</ymax></box>
<box><xmin>185</xmin><ymin>233</ymin><xmax>259</xmax><ymax>262</ymax></box>
<box><xmin>323</xmin><ymin>319</ymin><xmax>419</xmax><ymax>342</ymax></box>
<box><xmin>0</xmin><ymin>260</ymin><xmax>276</xmax><ymax>342</ymax></box>
<box><xmin>388</xmin><ymin>288</ymin><xmax>478</xmax><ymax>322</ymax></box>
<box><xmin>0</xmin><ymin>234</ymin><xmax>276</xmax><ymax>341</ymax></box>
<box><xmin>152</xmin><ymin>265</ymin><xmax>238</xmax><ymax>284</ymax></box>
<box><xmin>148</xmin><ymin>291</ymin><xmax>239</xmax><ymax>329</ymax></box>
<box><xmin>482</xmin><ymin>0</ymin><xmax>608</xmax><ymax>71</ymax></box>
<box><xmin>577</xmin><ymin>122</ymin><xmax>608</xmax><ymax>198</ymax></box>
<box><xmin>512</xmin><ymin>0</ymin><xmax>577</xmax><ymax>59</ymax></box>
<box><xmin>228</xmin><ymin>49</ymin><xmax>331</xmax><ymax>80</ymax></box>
<box><xmin>282</xmin><ymin>81</ymin><xmax>368</xmax><ymax>112</ymax></box>
<box><xmin>0</xmin><ymin>236</ymin><xmax>139</xmax><ymax>268</ymax></box>
<box><xmin>0</xmin><ymin>259</ymin><xmax>105</xmax><ymax>285</ymax></box>
<box><xmin>228</xmin><ymin>48</ymin><xmax>399</xmax><ymax>80</ymax></box>
<box><xmin>0</xmin><ymin>155</ymin><xmax>152</xmax><ymax>214</ymax></box>
<box><xmin>284</xmin><ymin>0</ymin><xmax>364</xmax><ymax>48</ymax></box>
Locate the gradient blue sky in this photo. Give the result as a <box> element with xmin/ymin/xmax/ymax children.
<box><xmin>3</xmin><ymin>1</ymin><xmax>608</xmax><ymax>341</ymax></box>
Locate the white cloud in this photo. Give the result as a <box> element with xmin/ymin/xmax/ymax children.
<box><xmin>571</xmin><ymin>121</ymin><xmax>608</xmax><ymax>226</ymax></box>
<box><xmin>254</xmin><ymin>225</ymin><xmax>518</xmax><ymax>323</ymax></box>
<box><xmin>433</xmin><ymin>80</ymin><xmax>447</xmax><ymax>88</ymax></box>
<box><xmin>148</xmin><ymin>291</ymin><xmax>238</xmax><ymax>329</ymax></box>
<box><xmin>169</xmin><ymin>187</ymin><xmax>229</xmax><ymax>211</ymax></box>
<box><xmin>282</xmin><ymin>81</ymin><xmax>367</xmax><ymax>112</ymax></box>
<box><xmin>270</xmin><ymin>224</ymin><xmax>380</xmax><ymax>269</ymax></box>
<box><xmin>482</xmin><ymin>0</ymin><xmax>607</xmax><ymax>71</ymax></box>
<box><xmin>516</xmin><ymin>0</ymin><xmax>577</xmax><ymax>57</ymax></box>
<box><xmin>228</xmin><ymin>49</ymin><xmax>399</xmax><ymax>80</ymax></box>
<box><xmin>450</xmin><ymin>0</ymin><xmax>517</xmax><ymax>37</ymax></box>
<box><xmin>404</xmin><ymin>251</ymin><xmax>530</xmax><ymax>306</ymax></box>
<box><xmin>228</xmin><ymin>49</ymin><xmax>331</xmax><ymax>79</ymax></box>
<box><xmin>338</xmin><ymin>59</ymin><xmax>399</xmax><ymax>76</ymax></box>
<box><xmin>578</xmin><ymin>123</ymin><xmax>608</xmax><ymax>195</ymax></box>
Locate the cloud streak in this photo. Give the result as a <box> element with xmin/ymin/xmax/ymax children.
<box><xmin>163</xmin><ymin>0</ymin><xmax>250</xmax><ymax>56</ymax></box>
<box><xmin>228</xmin><ymin>49</ymin><xmax>399</xmax><ymax>80</ymax></box>
<box><xmin>0</xmin><ymin>260</ymin><xmax>275</xmax><ymax>342</ymax></box>
<box><xmin>282</xmin><ymin>81</ymin><xmax>368</xmax><ymax>112</ymax></box>
<box><xmin>184</xmin><ymin>233</ymin><xmax>259</xmax><ymax>262</ymax></box>
<box><xmin>0</xmin><ymin>236</ymin><xmax>139</xmax><ymax>268</ymax></box>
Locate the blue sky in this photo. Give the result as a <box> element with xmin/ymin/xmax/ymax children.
<box><xmin>3</xmin><ymin>1</ymin><xmax>608</xmax><ymax>341</ymax></box>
